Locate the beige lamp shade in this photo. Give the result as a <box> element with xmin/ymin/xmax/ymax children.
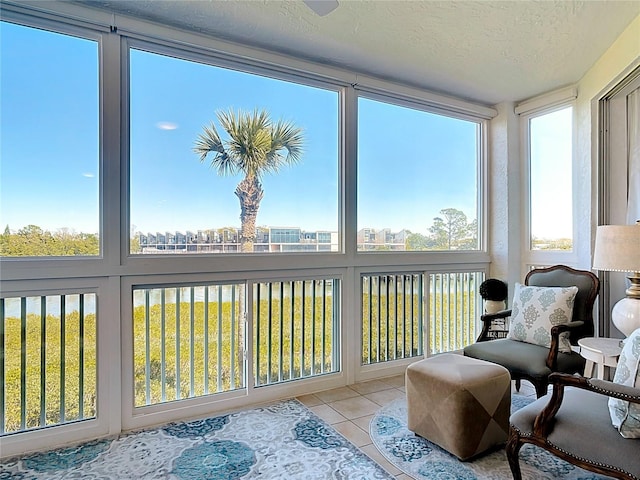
<box><xmin>592</xmin><ymin>224</ymin><xmax>640</xmax><ymax>337</ymax></box>
<box><xmin>592</xmin><ymin>224</ymin><xmax>640</xmax><ymax>273</ymax></box>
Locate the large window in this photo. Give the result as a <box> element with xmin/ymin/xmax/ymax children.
<box><xmin>528</xmin><ymin>106</ymin><xmax>573</xmax><ymax>250</ymax></box>
<box><xmin>357</xmin><ymin>97</ymin><xmax>481</xmax><ymax>251</ymax></box>
<box><xmin>129</xmin><ymin>48</ymin><xmax>340</xmax><ymax>255</ymax></box>
<box><xmin>0</xmin><ymin>22</ymin><xmax>99</xmax><ymax>257</ymax></box>
<box><xmin>0</xmin><ymin>3</ymin><xmax>493</xmax><ymax>453</ymax></box>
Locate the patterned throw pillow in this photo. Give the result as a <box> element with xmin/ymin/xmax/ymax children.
<box><xmin>506</xmin><ymin>283</ymin><xmax>578</xmax><ymax>353</ymax></box>
<box><xmin>608</xmin><ymin>328</ymin><xmax>640</xmax><ymax>438</ymax></box>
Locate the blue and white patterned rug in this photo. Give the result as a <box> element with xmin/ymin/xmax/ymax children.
<box><xmin>370</xmin><ymin>395</ymin><xmax>610</xmax><ymax>480</ymax></box>
<box><xmin>1</xmin><ymin>399</ymin><xmax>392</xmax><ymax>479</ymax></box>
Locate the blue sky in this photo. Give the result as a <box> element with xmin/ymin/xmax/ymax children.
<box><xmin>530</xmin><ymin>107</ymin><xmax>573</xmax><ymax>239</ymax></box>
<box><xmin>0</xmin><ymin>22</ymin><xmax>99</xmax><ymax>234</ymax></box>
<box><xmin>1</xmin><ymin>20</ymin><xmax>483</xmax><ymax>238</ymax></box>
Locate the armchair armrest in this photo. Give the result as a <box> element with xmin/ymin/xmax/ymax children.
<box><xmin>546</xmin><ymin>321</ymin><xmax>584</xmax><ymax>370</ymax></box>
<box><xmin>476</xmin><ymin>309</ymin><xmax>512</xmax><ymax>342</ymax></box>
<box><xmin>589</xmin><ymin>378</ymin><xmax>640</xmax><ymax>400</ymax></box>
<box><xmin>532</xmin><ymin>372</ymin><xmax>640</xmax><ymax>437</ymax></box>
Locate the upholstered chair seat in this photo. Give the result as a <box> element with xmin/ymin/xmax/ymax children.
<box><xmin>464</xmin><ymin>339</ymin><xmax>585</xmax><ymax>394</ymax></box>
<box><xmin>507</xmin><ymin>373</ymin><xmax>640</xmax><ymax>479</ymax></box>
<box><xmin>464</xmin><ymin>265</ymin><xmax>600</xmax><ymax>398</ymax></box>
<box><xmin>511</xmin><ymin>387</ymin><xmax>638</xmax><ymax>475</ymax></box>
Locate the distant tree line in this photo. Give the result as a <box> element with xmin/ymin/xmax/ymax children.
<box><xmin>531</xmin><ymin>237</ymin><xmax>572</xmax><ymax>250</ymax></box>
<box><xmin>0</xmin><ymin>225</ymin><xmax>99</xmax><ymax>256</ymax></box>
<box><xmin>2</xmin><ymin>209</ymin><xmax>481</xmax><ymax>257</ymax></box>
<box><xmin>406</xmin><ymin>208</ymin><xmax>478</xmax><ymax>250</ymax></box>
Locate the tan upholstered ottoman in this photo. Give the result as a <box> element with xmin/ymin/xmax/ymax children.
<box><xmin>406</xmin><ymin>353</ymin><xmax>511</xmax><ymax>460</ymax></box>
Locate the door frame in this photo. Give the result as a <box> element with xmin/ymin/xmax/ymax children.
<box><xmin>596</xmin><ymin>64</ymin><xmax>640</xmax><ymax>337</ymax></box>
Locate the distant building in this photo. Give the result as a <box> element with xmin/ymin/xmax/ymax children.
<box><xmin>356</xmin><ymin>228</ymin><xmax>408</xmax><ymax>250</ymax></box>
<box><xmin>137</xmin><ymin>226</ymin><xmax>343</xmax><ymax>253</ymax></box>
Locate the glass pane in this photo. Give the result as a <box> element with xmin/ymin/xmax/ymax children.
<box><xmin>0</xmin><ymin>22</ymin><xmax>100</xmax><ymax>257</ymax></box>
<box><xmin>132</xmin><ymin>284</ymin><xmax>245</xmax><ymax>407</ymax></box>
<box><xmin>361</xmin><ymin>273</ymin><xmax>423</xmax><ymax>365</ymax></box>
<box><xmin>530</xmin><ymin>107</ymin><xmax>573</xmax><ymax>250</ymax></box>
<box><xmin>129</xmin><ymin>49</ymin><xmax>339</xmax><ymax>254</ymax></box>
<box><xmin>1</xmin><ymin>293</ymin><xmax>97</xmax><ymax>435</ymax></box>
<box><xmin>253</xmin><ymin>279</ymin><xmax>340</xmax><ymax>386</ymax></box>
<box><xmin>357</xmin><ymin>97</ymin><xmax>480</xmax><ymax>251</ymax></box>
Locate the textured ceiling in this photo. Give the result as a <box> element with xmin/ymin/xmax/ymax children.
<box><xmin>80</xmin><ymin>0</ymin><xmax>640</xmax><ymax>105</ymax></box>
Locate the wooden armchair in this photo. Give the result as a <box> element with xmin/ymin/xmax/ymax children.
<box><xmin>463</xmin><ymin>265</ymin><xmax>600</xmax><ymax>397</ymax></box>
<box><xmin>507</xmin><ymin>373</ymin><xmax>640</xmax><ymax>479</ymax></box>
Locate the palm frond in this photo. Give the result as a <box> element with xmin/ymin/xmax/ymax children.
<box><xmin>193</xmin><ymin>122</ymin><xmax>237</xmax><ymax>176</ymax></box>
<box><xmin>193</xmin><ymin>123</ymin><xmax>222</xmax><ymax>160</ymax></box>
<box><xmin>265</xmin><ymin>120</ymin><xmax>304</xmax><ymax>174</ymax></box>
<box><xmin>195</xmin><ymin>108</ymin><xmax>305</xmax><ymax>179</ymax></box>
<box><xmin>219</xmin><ymin>109</ymin><xmax>272</xmax><ymax>177</ymax></box>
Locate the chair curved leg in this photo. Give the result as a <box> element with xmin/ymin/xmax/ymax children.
<box><xmin>534</xmin><ymin>379</ymin><xmax>549</xmax><ymax>398</ymax></box>
<box><xmin>505</xmin><ymin>428</ymin><xmax>524</xmax><ymax>480</ymax></box>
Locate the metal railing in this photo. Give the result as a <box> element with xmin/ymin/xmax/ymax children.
<box><xmin>133</xmin><ymin>278</ymin><xmax>341</xmax><ymax>406</ymax></box>
<box><xmin>362</xmin><ymin>273</ymin><xmax>424</xmax><ymax>364</ymax></box>
<box><xmin>133</xmin><ymin>284</ymin><xmax>245</xmax><ymax>407</ymax></box>
<box><xmin>253</xmin><ymin>279</ymin><xmax>340</xmax><ymax>386</ymax></box>
<box><xmin>1</xmin><ymin>293</ymin><xmax>97</xmax><ymax>435</ymax></box>
<box><xmin>362</xmin><ymin>271</ymin><xmax>483</xmax><ymax>364</ymax></box>
<box><xmin>1</xmin><ymin>271</ymin><xmax>482</xmax><ymax>434</ymax></box>
<box><xmin>429</xmin><ymin>271</ymin><xmax>482</xmax><ymax>354</ymax></box>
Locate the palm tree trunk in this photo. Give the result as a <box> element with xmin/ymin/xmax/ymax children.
<box><xmin>234</xmin><ymin>176</ymin><xmax>264</xmax><ymax>382</ymax></box>
<box><xmin>235</xmin><ymin>176</ymin><xmax>263</xmax><ymax>253</ymax></box>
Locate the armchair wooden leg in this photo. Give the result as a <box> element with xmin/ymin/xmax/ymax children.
<box><xmin>534</xmin><ymin>380</ymin><xmax>549</xmax><ymax>398</ymax></box>
<box><xmin>505</xmin><ymin>427</ymin><xmax>523</xmax><ymax>480</ymax></box>
<box><xmin>515</xmin><ymin>379</ymin><xmax>521</xmax><ymax>392</ymax></box>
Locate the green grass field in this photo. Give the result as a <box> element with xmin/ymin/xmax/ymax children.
<box><xmin>2</xmin><ymin>277</ymin><xmax>478</xmax><ymax>433</ymax></box>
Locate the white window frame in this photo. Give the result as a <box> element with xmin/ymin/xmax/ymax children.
<box><xmin>354</xmin><ymin>88</ymin><xmax>490</xmax><ymax>254</ymax></box>
<box><xmin>517</xmin><ymin>87</ymin><xmax>578</xmax><ymax>270</ymax></box>
<box><xmin>122</xmin><ymin>37</ymin><xmax>346</xmax><ymax>261</ymax></box>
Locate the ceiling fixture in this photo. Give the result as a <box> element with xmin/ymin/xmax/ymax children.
<box><xmin>303</xmin><ymin>0</ymin><xmax>339</xmax><ymax>16</ymax></box>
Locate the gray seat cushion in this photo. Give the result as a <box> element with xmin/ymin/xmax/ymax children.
<box><xmin>464</xmin><ymin>339</ymin><xmax>585</xmax><ymax>379</ymax></box>
<box><xmin>510</xmin><ymin>387</ymin><xmax>640</xmax><ymax>478</ymax></box>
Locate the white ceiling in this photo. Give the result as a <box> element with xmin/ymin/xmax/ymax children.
<box><xmin>81</xmin><ymin>0</ymin><xmax>640</xmax><ymax>105</ymax></box>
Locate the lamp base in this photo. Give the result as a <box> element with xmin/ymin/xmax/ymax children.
<box><xmin>612</xmin><ymin>296</ymin><xmax>640</xmax><ymax>337</ymax></box>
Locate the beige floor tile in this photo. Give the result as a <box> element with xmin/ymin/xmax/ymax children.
<box><xmin>329</xmin><ymin>395</ymin><xmax>380</xmax><ymax>419</ymax></box>
<box><xmin>308</xmin><ymin>404</ymin><xmax>347</xmax><ymax>424</ymax></box>
<box><xmin>352</xmin><ymin>413</ymin><xmax>374</xmax><ymax>432</ymax></box>
<box><xmin>365</xmin><ymin>388</ymin><xmax>405</xmax><ymax>406</ymax></box>
<box><xmin>314</xmin><ymin>386</ymin><xmax>359</xmax><ymax>403</ymax></box>
<box><xmin>359</xmin><ymin>444</ymin><xmax>402</xmax><ymax>476</ymax></box>
<box><xmin>350</xmin><ymin>379</ymin><xmax>394</xmax><ymax>395</ymax></box>
<box><xmin>332</xmin><ymin>420</ymin><xmax>372</xmax><ymax>447</ymax></box>
<box><xmin>296</xmin><ymin>393</ymin><xmax>323</xmax><ymax>407</ymax></box>
<box><xmin>301</xmin><ymin>374</ymin><xmax>547</xmax><ymax>477</ymax></box>
<box><xmin>381</xmin><ymin>374</ymin><xmax>405</xmax><ymax>388</ymax></box>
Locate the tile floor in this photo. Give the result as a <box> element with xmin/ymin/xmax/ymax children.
<box><xmin>296</xmin><ymin>374</ymin><xmax>538</xmax><ymax>479</ymax></box>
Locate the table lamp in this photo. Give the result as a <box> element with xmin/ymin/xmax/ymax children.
<box><xmin>592</xmin><ymin>222</ymin><xmax>640</xmax><ymax>337</ymax></box>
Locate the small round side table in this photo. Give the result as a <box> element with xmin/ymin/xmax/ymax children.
<box><xmin>578</xmin><ymin>337</ymin><xmax>623</xmax><ymax>380</ymax></box>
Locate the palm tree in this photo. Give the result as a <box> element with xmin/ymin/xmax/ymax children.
<box><xmin>194</xmin><ymin>109</ymin><xmax>304</xmax><ymax>384</ymax></box>
<box><xmin>194</xmin><ymin>108</ymin><xmax>304</xmax><ymax>252</ymax></box>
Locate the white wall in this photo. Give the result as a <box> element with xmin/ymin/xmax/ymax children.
<box><xmin>488</xmin><ymin>14</ymin><xmax>639</xmax><ymax>305</ymax></box>
<box><xmin>487</xmin><ymin>102</ymin><xmax>521</xmax><ymax>295</ymax></box>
